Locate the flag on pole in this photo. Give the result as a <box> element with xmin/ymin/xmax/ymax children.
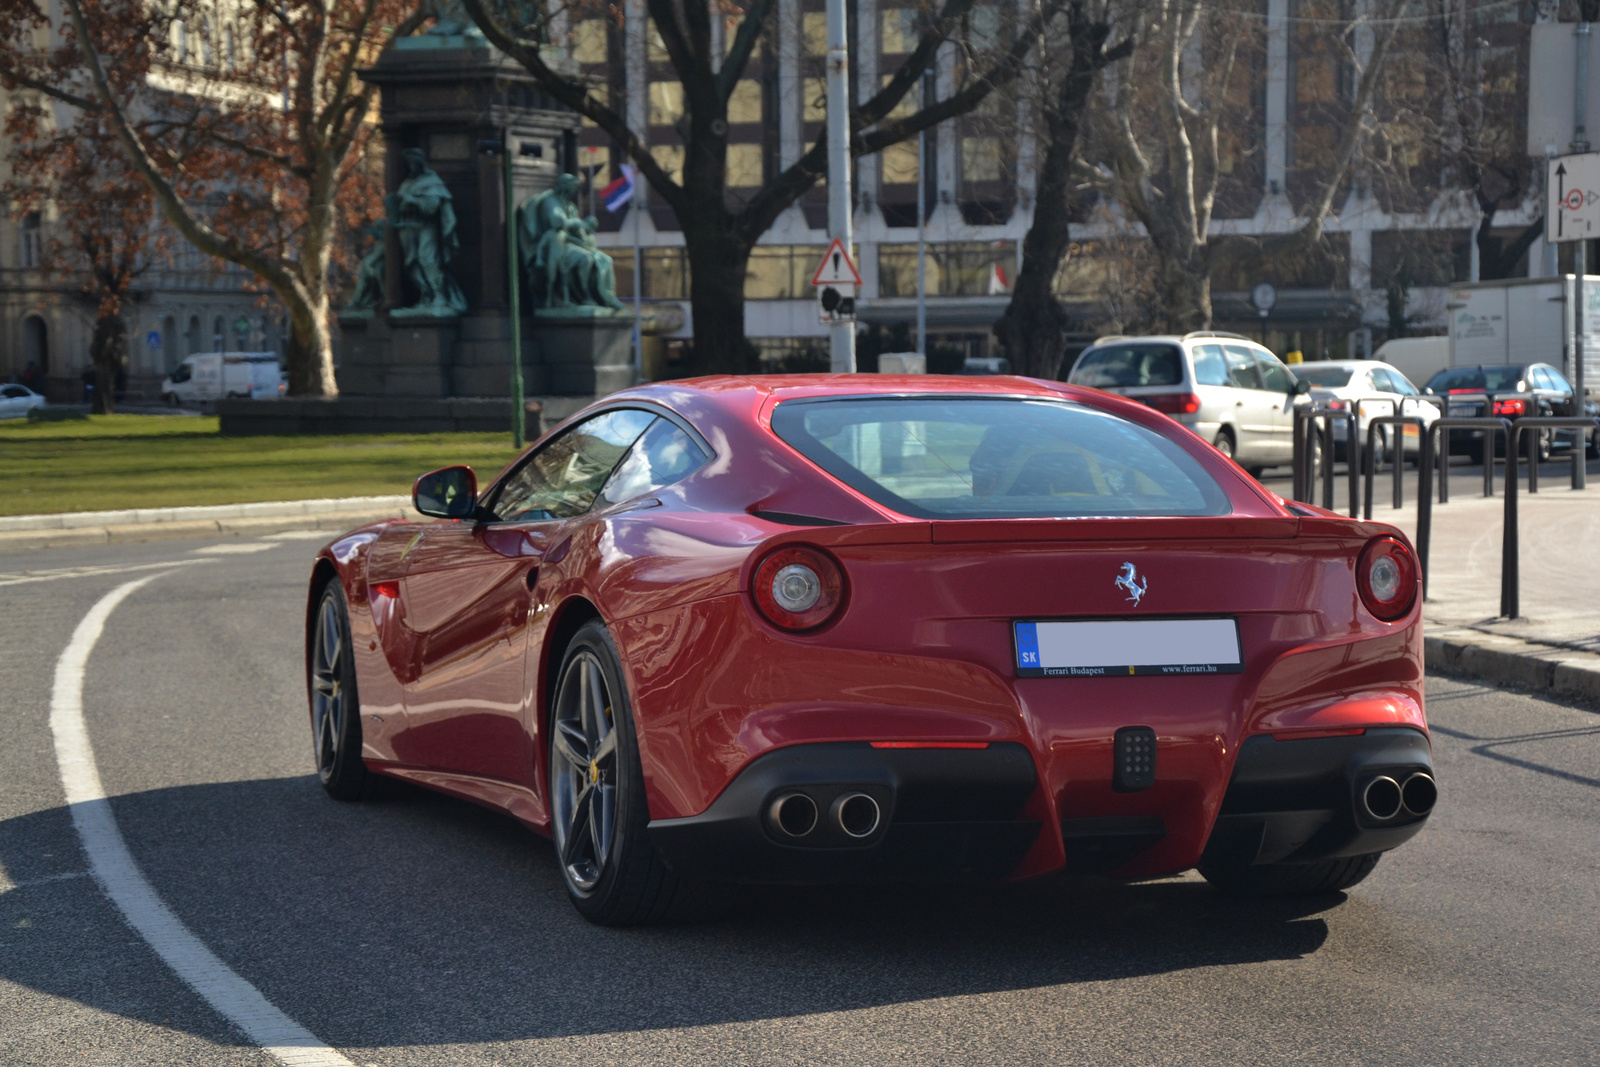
<box><xmin>987</xmin><ymin>260</ymin><xmax>1011</xmax><ymax>295</ymax></box>
<box><xmin>601</xmin><ymin>164</ymin><xmax>636</xmax><ymax>213</ymax></box>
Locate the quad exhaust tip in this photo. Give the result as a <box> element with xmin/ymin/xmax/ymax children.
<box><xmin>1401</xmin><ymin>772</ymin><xmax>1437</xmax><ymax>816</ymax></box>
<box><xmin>831</xmin><ymin>792</ymin><xmax>882</xmax><ymax>838</ymax></box>
<box><xmin>768</xmin><ymin>792</ymin><xmax>819</xmax><ymax>838</ymax></box>
<box><xmin>1361</xmin><ymin>776</ymin><xmax>1403</xmax><ymax>821</ymax></box>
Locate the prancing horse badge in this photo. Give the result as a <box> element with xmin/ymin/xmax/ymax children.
<box><xmin>1115</xmin><ymin>562</ymin><xmax>1148</xmax><ymax>606</ymax></box>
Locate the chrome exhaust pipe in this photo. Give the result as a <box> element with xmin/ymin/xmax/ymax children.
<box><xmin>1361</xmin><ymin>776</ymin><xmax>1403</xmax><ymax>821</ymax></box>
<box><xmin>768</xmin><ymin>792</ymin><xmax>818</xmax><ymax>838</ymax></box>
<box><xmin>830</xmin><ymin>792</ymin><xmax>882</xmax><ymax>838</ymax></box>
<box><xmin>1401</xmin><ymin>772</ymin><xmax>1437</xmax><ymax>817</ymax></box>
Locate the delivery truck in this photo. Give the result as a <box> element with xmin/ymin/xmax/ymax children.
<box><xmin>160</xmin><ymin>352</ymin><xmax>285</xmax><ymax>405</ymax></box>
<box><xmin>1443</xmin><ymin>276</ymin><xmax>1599</xmax><ymax>399</ymax></box>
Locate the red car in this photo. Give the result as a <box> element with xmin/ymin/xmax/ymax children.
<box><xmin>306</xmin><ymin>375</ymin><xmax>1435</xmax><ymax>925</ymax></box>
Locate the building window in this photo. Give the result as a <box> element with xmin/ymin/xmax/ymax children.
<box><xmin>728</xmin><ymin>143</ymin><xmax>764</xmax><ymax>187</ymax></box>
<box><xmin>648</xmin><ymin>82</ymin><xmax>683</xmax><ymax>125</ymax></box>
<box><xmin>802</xmin><ymin>12</ymin><xmax>827</xmax><ymax>56</ymax></box>
<box><xmin>649</xmin><ymin>144</ymin><xmax>684</xmax><ymax>182</ymax></box>
<box><xmin>643</xmin><ymin>248</ymin><xmax>690</xmax><ymax>299</ymax></box>
<box><xmin>881</xmin><ymin>141</ymin><xmax>919</xmax><ymax>185</ymax></box>
<box><xmin>878</xmin><ymin>242</ymin><xmax>1016</xmax><ymax>297</ymax></box>
<box><xmin>728</xmin><ymin>80</ymin><xmax>763</xmax><ymax>123</ymax></box>
<box><xmin>802</xmin><ymin>77</ymin><xmax>827</xmax><ymax>122</ymax></box>
<box><xmin>880</xmin><ymin>8</ymin><xmax>918</xmax><ymax>54</ymax></box>
<box><xmin>571</xmin><ymin>19</ymin><xmax>607</xmax><ymax>63</ymax></box>
<box><xmin>18</xmin><ymin>211</ymin><xmax>42</xmax><ymax>269</ymax></box>
<box><xmin>961</xmin><ymin>137</ymin><xmax>1003</xmax><ymax>183</ymax></box>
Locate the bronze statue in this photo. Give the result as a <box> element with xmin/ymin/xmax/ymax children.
<box><xmin>345</xmin><ymin>220</ymin><xmax>386</xmax><ymax>312</ymax></box>
<box><xmin>520</xmin><ymin>173</ymin><xmax>625</xmax><ymax>311</ymax></box>
<box><xmin>387</xmin><ymin>148</ymin><xmax>468</xmax><ymax>318</ymax></box>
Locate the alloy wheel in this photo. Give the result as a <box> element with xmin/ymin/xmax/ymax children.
<box><xmin>551</xmin><ymin>651</ymin><xmax>618</xmax><ymax>893</ymax></box>
<box><xmin>310</xmin><ymin>594</ymin><xmax>346</xmax><ymax>781</ymax></box>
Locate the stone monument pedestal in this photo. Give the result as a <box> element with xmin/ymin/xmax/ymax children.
<box><xmin>533</xmin><ymin>312</ymin><xmax>634</xmax><ymax>396</ymax></box>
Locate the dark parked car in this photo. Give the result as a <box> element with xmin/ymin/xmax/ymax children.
<box><xmin>1422</xmin><ymin>363</ymin><xmax>1598</xmax><ymax>461</ymax></box>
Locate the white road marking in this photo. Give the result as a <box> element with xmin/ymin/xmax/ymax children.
<box><xmin>194</xmin><ymin>543</ymin><xmax>278</xmax><ymax>555</ymax></box>
<box><xmin>262</xmin><ymin>530</ymin><xmax>336</xmax><ymax>541</ymax></box>
<box><xmin>50</xmin><ymin>573</ymin><xmax>355</xmax><ymax>1067</ymax></box>
<box><xmin>0</xmin><ymin>559</ymin><xmax>215</xmax><ymax>588</ymax></box>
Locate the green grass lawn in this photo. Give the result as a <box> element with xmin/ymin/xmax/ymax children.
<box><xmin>0</xmin><ymin>414</ymin><xmax>522</xmax><ymax>516</ymax></box>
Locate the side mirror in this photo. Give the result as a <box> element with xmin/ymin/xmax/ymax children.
<box><xmin>1292</xmin><ymin>378</ymin><xmax>1312</xmax><ymax>396</ymax></box>
<box><xmin>413</xmin><ymin>465</ymin><xmax>478</xmax><ymax>519</ymax></box>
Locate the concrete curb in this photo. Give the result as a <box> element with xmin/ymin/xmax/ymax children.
<box><xmin>1425</xmin><ymin>627</ymin><xmax>1600</xmax><ymax>706</ymax></box>
<box><xmin>0</xmin><ymin>506</ymin><xmax>411</xmax><ymax>553</ymax></box>
<box><xmin>0</xmin><ymin>495</ymin><xmax>410</xmax><ymax>532</ymax></box>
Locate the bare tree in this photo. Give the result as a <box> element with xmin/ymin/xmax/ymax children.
<box><xmin>0</xmin><ymin>0</ymin><xmax>426</xmax><ymax>396</ymax></box>
<box><xmin>1370</xmin><ymin>0</ymin><xmax>1538</xmax><ymax>283</ymax></box>
<box><xmin>461</xmin><ymin>0</ymin><xmax>1062</xmax><ymax>371</ymax></box>
<box><xmin>992</xmin><ymin>0</ymin><xmax>1135</xmax><ymax>379</ymax></box>
<box><xmin>5</xmin><ymin>109</ymin><xmax>170</xmax><ymax>413</ymax></box>
<box><xmin>1079</xmin><ymin>0</ymin><xmax>1403</xmax><ymax>331</ymax></box>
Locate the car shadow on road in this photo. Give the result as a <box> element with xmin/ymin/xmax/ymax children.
<box><xmin>0</xmin><ymin>774</ymin><xmax>1340</xmax><ymax>1048</ymax></box>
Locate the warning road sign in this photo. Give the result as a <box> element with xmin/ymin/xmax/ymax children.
<box><xmin>1548</xmin><ymin>152</ymin><xmax>1600</xmax><ymax>244</ymax></box>
<box><xmin>811</xmin><ymin>239</ymin><xmax>862</xmax><ymax>287</ymax></box>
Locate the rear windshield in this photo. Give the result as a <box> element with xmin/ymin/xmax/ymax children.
<box><xmin>771</xmin><ymin>397</ymin><xmax>1231</xmax><ymax>520</ymax></box>
<box><xmin>1294</xmin><ymin>365</ymin><xmax>1355</xmax><ymax>387</ymax></box>
<box><xmin>1069</xmin><ymin>344</ymin><xmax>1184</xmax><ymax>389</ymax></box>
<box><xmin>1426</xmin><ymin>366</ymin><xmax>1526</xmax><ymax>393</ymax></box>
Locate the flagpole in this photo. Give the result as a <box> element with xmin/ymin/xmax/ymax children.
<box><xmin>631</xmin><ymin>170</ymin><xmax>643</xmax><ymax>385</ymax></box>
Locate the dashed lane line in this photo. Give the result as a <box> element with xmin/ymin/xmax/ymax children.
<box><xmin>194</xmin><ymin>543</ymin><xmax>279</xmax><ymax>555</ymax></box>
<box><xmin>49</xmin><ymin>572</ymin><xmax>355</xmax><ymax>1067</ymax></box>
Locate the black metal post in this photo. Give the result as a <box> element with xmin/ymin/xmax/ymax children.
<box><xmin>1418</xmin><ymin>423</ymin><xmax>1435</xmax><ymax>600</ymax></box>
<box><xmin>1502</xmin><ymin>422</ymin><xmax>1520</xmax><ymax>618</ymax></box>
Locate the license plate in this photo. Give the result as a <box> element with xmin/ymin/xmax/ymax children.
<box><xmin>1013</xmin><ymin>618</ymin><xmax>1243</xmax><ymax>678</ymax></box>
<box><xmin>1447</xmin><ymin>404</ymin><xmax>1475</xmax><ymax>416</ymax></box>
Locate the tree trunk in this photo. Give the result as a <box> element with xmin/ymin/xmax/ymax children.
<box><xmin>284</xmin><ymin>288</ymin><xmax>338</xmax><ymax>397</ymax></box>
<box><xmin>1158</xmin><ymin>252</ymin><xmax>1211</xmax><ymax>332</ymax></box>
<box><xmin>88</xmin><ymin>310</ymin><xmax>125</xmax><ymax>415</ymax></box>
<box><xmin>682</xmin><ymin>224</ymin><xmax>758</xmax><ymax>375</ymax></box>
<box><xmin>994</xmin><ymin>27</ymin><xmax>1105</xmax><ymax>381</ymax></box>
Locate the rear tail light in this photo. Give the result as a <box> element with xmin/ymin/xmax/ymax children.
<box><xmin>1356</xmin><ymin>536</ymin><xmax>1417</xmax><ymax>621</ymax></box>
<box><xmin>370</xmin><ymin>580</ymin><xmax>399</xmax><ymax>600</ymax></box>
<box><xmin>1142</xmin><ymin>392</ymin><xmax>1202</xmax><ymax>415</ymax></box>
<box><xmin>1492</xmin><ymin>398</ymin><xmax>1526</xmax><ymax>417</ymax></box>
<box><xmin>752</xmin><ymin>545</ymin><xmax>846</xmax><ymax>631</ymax></box>
<box><xmin>1325</xmin><ymin>399</ymin><xmax>1347</xmax><ymax>411</ymax></box>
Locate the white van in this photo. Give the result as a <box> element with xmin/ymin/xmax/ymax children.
<box><xmin>1371</xmin><ymin>336</ymin><xmax>1449</xmax><ymax>388</ymax></box>
<box><xmin>161</xmin><ymin>352</ymin><xmax>285</xmax><ymax>404</ymax></box>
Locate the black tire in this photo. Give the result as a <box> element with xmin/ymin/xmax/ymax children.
<box><xmin>1199</xmin><ymin>852</ymin><xmax>1381</xmax><ymax>896</ymax></box>
<box><xmin>1212</xmin><ymin>429</ymin><xmax>1236</xmax><ymax>462</ymax></box>
<box><xmin>548</xmin><ymin>619</ymin><xmax>727</xmax><ymax>926</ymax></box>
<box><xmin>309</xmin><ymin>582</ymin><xmax>375</xmax><ymax>800</ymax></box>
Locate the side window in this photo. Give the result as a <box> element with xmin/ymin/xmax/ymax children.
<box><xmin>1</xmin><ymin>386</ymin><xmax>24</xmax><ymax>398</ymax></box>
<box><xmin>1192</xmin><ymin>344</ymin><xmax>1229</xmax><ymax>387</ymax></box>
<box><xmin>597</xmin><ymin>418</ymin><xmax>711</xmax><ymax>507</ymax></box>
<box><xmin>1387</xmin><ymin>370</ymin><xmax>1419</xmax><ymax>396</ymax></box>
<box><xmin>1222</xmin><ymin>345</ymin><xmax>1263</xmax><ymax>389</ymax></box>
<box><xmin>171</xmin><ymin>364</ymin><xmax>192</xmax><ymax>383</ymax></box>
<box><xmin>1365</xmin><ymin>368</ymin><xmax>1396</xmax><ymax>394</ymax></box>
<box><xmin>1253</xmin><ymin>351</ymin><xmax>1294</xmax><ymax>392</ymax></box>
<box><xmin>1546</xmin><ymin>367</ymin><xmax>1574</xmax><ymax>393</ymax></box>
<box><xmin>490</xmin><ymin>408</ymin><xmax>657</xmax><ymax>521</ymax></box>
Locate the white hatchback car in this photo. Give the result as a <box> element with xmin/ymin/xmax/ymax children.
<box><xmin>1067</xmin><ymin>333</ymin><xmax>1307</xmax><ymax>475</ymax></box>
<box><xmin>1291</xmin><ymin>359</ymin><xmax>1439</xmax><ymax>463</ymax></box>
<box><xmin>0</xmin><ymin>383</ymin><xmax>47</xmax><ymax>419</ymax></box>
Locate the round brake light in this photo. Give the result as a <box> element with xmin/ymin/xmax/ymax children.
<box><xmin>1356</xmin><ymin>536</ymin><xmax>1417</xmax><ymax>621</ymax></box>
<box><xmin>752</xmin><ymin>546</ymin><xmax>845</xmax><ymax>631</ymax></box>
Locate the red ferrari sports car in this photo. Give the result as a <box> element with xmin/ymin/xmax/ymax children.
<box><xmin>306</xmin><ymin>374</ymin><xmax>1435</xmax><ymax>925</ymax></box>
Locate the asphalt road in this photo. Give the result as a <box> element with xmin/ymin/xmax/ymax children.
<box><xmin>2</xmin><ymin>536</ymin><xmax>1598</xmax><ymax>1066</ymax></box>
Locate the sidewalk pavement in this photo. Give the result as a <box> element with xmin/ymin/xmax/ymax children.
<box><xmin>2</xmin><ymin>481</ymin><xmax>1595</xmax><ymax>704</ymax></box>
<box><xmin>1369</xmin><ymin>481</ymin><xmax>1600</xmax><ymax>705</ymax></box>
<box><xmin>0</xmin><ymin>496</ymin><xmax>411</xmax><ymax>553</ymax></box>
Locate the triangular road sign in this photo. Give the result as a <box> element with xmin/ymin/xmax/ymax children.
<box><xmin>811</xmin><ymin>238</ymin><xmax>862</xmax><ymax>287</ymax></box>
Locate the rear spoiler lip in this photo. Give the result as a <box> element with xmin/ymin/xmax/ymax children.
<box><xmin>749</xmin><ymin>514</ymin><xmax>1409</xmax><ymax>549</ymax></box>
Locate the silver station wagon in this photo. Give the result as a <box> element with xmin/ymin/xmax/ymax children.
<box><xmin>1068</xmin><ymin>332</ymin><xmax>1309</xmax><ymax>477</ymax></box>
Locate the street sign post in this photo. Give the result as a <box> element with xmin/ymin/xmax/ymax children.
<box><xmin>1548</xmin><ymin>153</ymin><xmax>1600</xmax><ymax>243</ymax></box>
<box><xmin>812</xmin><ymin>238</ymin><xmax>861</xmax><ymax>325</ymax></box>
<box><xmin>1547</xmin><ymin>153</ymin><xmax>1599</xmax><ymax>454</ymax></box>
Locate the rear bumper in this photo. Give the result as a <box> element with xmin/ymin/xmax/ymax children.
<box><xmin>1201</xmin><ymin>727</ymin><xmax>1433</xmax><ymax>868</ymax></box>
<box><xmin>647</xmin><ymin>742</ymin><xmax>1041</xmax><ymax>884</ymax></box>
